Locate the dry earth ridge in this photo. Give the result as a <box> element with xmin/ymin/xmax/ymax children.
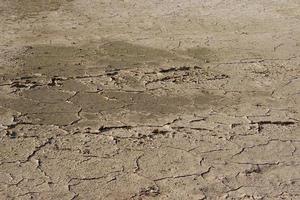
<box><xmin>0</xmin><ymin>0</ymin><xmax>300</xmax><ymax>199</ymax></box>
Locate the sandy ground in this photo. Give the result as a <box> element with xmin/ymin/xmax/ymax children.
<box><xmin>0</xmin><ymin>0</ymin><xmax>300</xmax><ymax>199</ymax></box>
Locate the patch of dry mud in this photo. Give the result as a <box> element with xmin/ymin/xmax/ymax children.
<box><xmin>0</xmin><ymin>0</ymin><xmax>300</xmax><ymax>199</ymax></box>
<box><xmin>1</xmin><ymin>0</ymin><xmax>73</xmax><ymax>19</ymax></box>
<box><xmin>3</xmin><ymin>41</ymin><xmax>218</xmax><ymax>79</ymax></box>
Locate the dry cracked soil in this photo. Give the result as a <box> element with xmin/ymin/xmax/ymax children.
<box><xmin>0</xmin><ymin>0</ymin><xmax>300</xmax><ymax>199</ymax></box>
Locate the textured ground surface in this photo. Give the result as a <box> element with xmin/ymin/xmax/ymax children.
<box><xmin>0</xmin><ymin>0</ymin><xmax>300</xmax><ymax>199</ymax></box>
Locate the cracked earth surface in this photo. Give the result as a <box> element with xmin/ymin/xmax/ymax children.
<box><xmin>0</xmin><ymin>0</ymin><xmax>300</xmax><ymax>199</ymax></box>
